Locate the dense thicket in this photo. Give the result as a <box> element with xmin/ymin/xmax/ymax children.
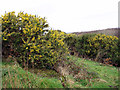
<box><xmin>2</xmin><ymin>11</ymin><xmax>69</xmax><ymax>69</ymax></box>
<box><xmin>2</xmin><ymin>11</ymin><xmax>119</xmax><ymax>68</ymax></box>
<box><xmin>65</xmin><ymin>33</ymin><xmax>119</xmax><ymax>66</ymax></box>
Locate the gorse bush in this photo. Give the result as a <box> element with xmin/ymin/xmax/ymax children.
<box><xmin>64</xmin><ymin>33</ymin><xmax>77</xmax><ymax>48</ymax></box>
<box><xmin>64</xmin><ymin>33</ymin><xmax>96</xmax><ymax>56</ymax></box>
<box><xmin>2</xmin><ymin>11</ymin><xmax>48</xmax><ymax>57</ymax></box>
<box><xmin>87</xmin><ymin>34</ymin><xmax>119</xmax><ymax>63</ymax></box>
<box><xmin>2</xmin><ymin>11</ymin><xmax>69</xmax><ymax>69</ymax></box>
<box><xmin>65</xmin><ymin>33</ymin><xmax>119</xmax><ymax>65</ymax></box>
<box><xmin>74</xmin><ymin>34</ymin><xmax>96</xmax><ymax>57</ymax></box>
<box><xmin>64</xmin><ymin>33</ymin><xmax>78</xmax><ymax>56</ymax></box>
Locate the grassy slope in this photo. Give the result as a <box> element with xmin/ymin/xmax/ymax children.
<box><xmin>69</xmin><ymin>56</ymin><xmax>119</xmax><ymax>88</ymax></box>
<box><xmin>1</xmin><ymin>56</ymin><xmax>119</xmax><ymax>88</ymax></box>
<box><xmin>2</xmin><ymin>62</ymin><xmax>63</xmax><ymax>88</ymax></box>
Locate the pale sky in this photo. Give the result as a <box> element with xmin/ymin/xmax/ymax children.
<box><xmin>0</xmin><ymin>0</ymin><xmax>119</xmax><ymax>33</ymax></box>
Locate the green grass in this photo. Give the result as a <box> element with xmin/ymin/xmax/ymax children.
<box><xmin>2</xmin><ymin>55</ymin><xmax>119</xmax><ymax>88</ymax></box>
<box><xmin>68</xmin><ymin>55</ymin><xmax>119</xmax><ymax>88</ymax></box>
<box><xmin>2</xmin><ymin>62</ymin><xmax>63</xmax><ymax>88</ymax></box>
<box><xmin>28</xmin><ymin>68</ymin><xmax>60</xmax><ymax>79</ymax></box>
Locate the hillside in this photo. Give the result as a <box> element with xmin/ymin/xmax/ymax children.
<box><xmin>2</xmin><ymin>55</ymin><xmax>119</xmax><ymax>88</ymax></box>
<box><xmin>1</xmin><ymin>12</ymin><xmax>119</xmax><ymax>89</ymax></box>
<box><xmin>72</xmin><ymin>28</ymin><xmax>120</xmax><ymax>37</ymax></box>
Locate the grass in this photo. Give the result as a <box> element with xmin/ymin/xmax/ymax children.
<box><xmin>28</xmin><ymin>68</ymin><xmax>60</xmax><ymax>79</ymax></box>
<box><xmin>1</xmin><ymin>55</ymin><xmax>119</xmax><ymax>88</ymax></box>
<box><xmin>2</xmin><ymin>61</ymin><xmax>63</xmax><ymax>88</ymax></box>
<box><xmin>68</xmin><ymin>55</ymin><xmax>119</xmax><ymax>88</ymax></box>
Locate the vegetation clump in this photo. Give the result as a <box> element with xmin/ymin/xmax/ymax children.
<box><xmin>65</xmin><ymin>33</ymin><xmax>119</xmax><ymax>66</ymax></box>
<box><xmin>2</xmin><ymin>11</ymin><xmax>69</xmax><ymax>69</ymax></box>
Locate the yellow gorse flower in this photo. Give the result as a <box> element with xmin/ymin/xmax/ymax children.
<box><xmin>3</xmin><ymin>37</ymin><xmax>7</xmax><ymax>41</ymax></box>
<box><xmin>32</xmin><ymin>37</ymin><xmax>35</xmax><ymax>41</ymax></box>
<box><xmin>39</xmin><ymin>55</ymin><xmax>42</xmax><ymax>57</ymax></box>
<box><xmin>26</xmin><ymin>47</ymin><xmax>28</xmax><ymax>49</ymax></box>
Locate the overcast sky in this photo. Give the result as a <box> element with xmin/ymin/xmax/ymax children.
<box><xmin>0</xmin><ymin>0</ymin><xmax>119</xmax><ymax>33</ymax></box>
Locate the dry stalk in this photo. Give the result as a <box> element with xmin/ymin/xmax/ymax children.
<box><xmin>4</xmin><ymin>79</ymin><xmax>7</xmax><ymax>88</ymax></box>
<box><xmin>8</xmin><ymin>67</ymin><xmax>13</xmax><ymax>88</ymax></box>
<box><xmin>19</xmin><ymin>78</ymin><xmax>23</xmax><ymax>88</ymax></box>
<box><xmin>21</xmin><ymin>74</ymin><xmax>27</xmax><ymax>88</ymax></box>
<box><xmin>14</xmin><ymin>72</ymin><xmax>17</xmax><ymax>88</ymax></box>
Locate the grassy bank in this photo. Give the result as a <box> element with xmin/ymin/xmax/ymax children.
<box><xmin>2</xmin><ymin>55</ymin><xmax>119</xmax><ymax>88</ymax></box>
<box><xmin>2</xmin><ymin>61</ymin><xmax>63</xmax><ymax>88</ymax></box>
<box><xmin>68</xmin><ymin>56</ymin><xmax>119</xmax><ymax>88</ymax></box>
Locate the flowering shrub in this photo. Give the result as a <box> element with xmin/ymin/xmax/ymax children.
<box><xmin>2</xmin><ymin>11</ymin><xmax>69</xmax><ymax>69</ymax></box>
<box><xmin>65</xmin><ymin>33</ymin><xmax>96</xmax><ymax>56</ymax></box>
<box><xmin>64</xmin><ymin>33</ymin><xmax>77</xmax><ymax>48</ymax></box>
<box><xmin>64</xmin><ymin>33</ymin><xmax>78</xmax><ymax>56</ymax></box>
<box><xmin>87</xmin><ymin>34</ymin><xmax>119</xmax><ymax>63</ymax></box>
<box><xmin>74</xmin><ymin>34</ymin><xmax>96</xmax><ymax>57</ymax></box>
<box><xmin>65</xmin><ymin>33</ymin><xmax>119</xmax><ymax>65</ymax></box>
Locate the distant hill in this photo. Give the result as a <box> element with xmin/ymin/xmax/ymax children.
<box><xmin>72</xmin><ymin>28</ymin><xmax>120</xmax><ymax>38</ymax></box>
